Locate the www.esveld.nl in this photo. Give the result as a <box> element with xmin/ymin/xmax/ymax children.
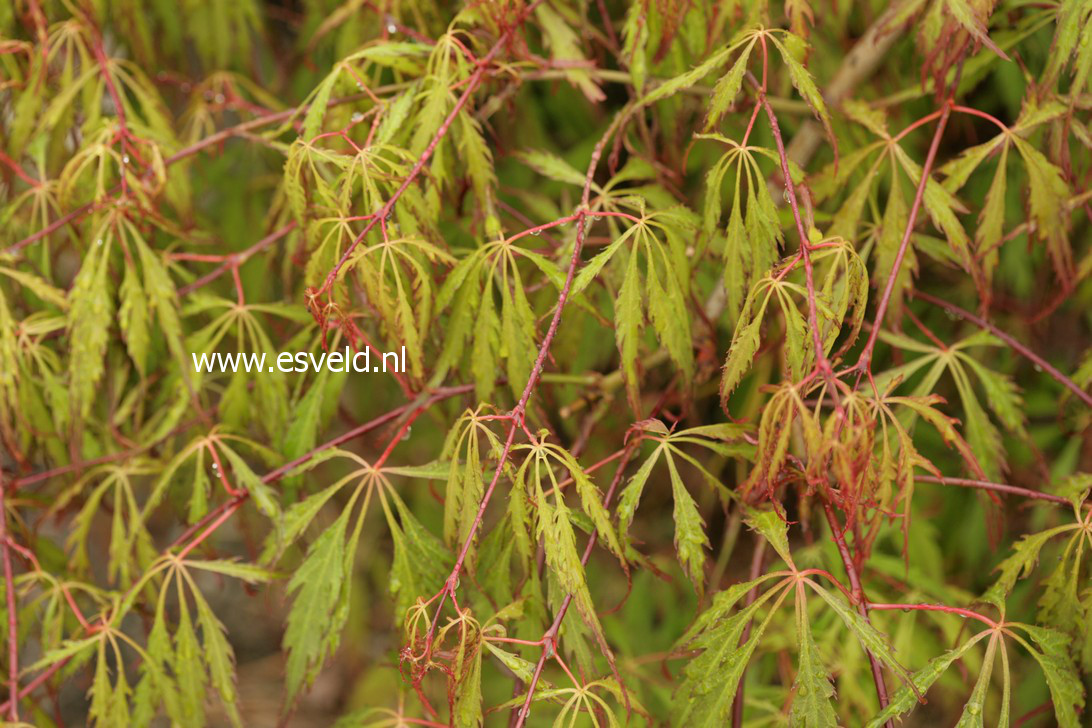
<box><xmin>190</xmin><ymin>346</ymin><xmax>407</xmax><ymax>374</ymax></box>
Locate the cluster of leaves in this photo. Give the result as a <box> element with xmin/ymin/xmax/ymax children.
<box><xmin>1</xmin><ymin>0</ymin><xmax>1091</xmax><ymax>726</ymax></box>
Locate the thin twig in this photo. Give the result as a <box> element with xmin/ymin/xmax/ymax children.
<box><xmin>916</xmin><ymin>475</ymin><xmax>1088</xmax><ymax>509</ymax></box>
<box><xmin>317</xmin><ymin>0</ymin><xmax>546</xmax><ymax>296</ymax></box>
<box><xmin>513</xmin><ymin>443</ymin><xmax>637</xmax><ymax>727</ymax></box>
<box><xmin>855</xmin><ymin>102</ymin><xmax>952</xmax><ymax>376</ymax></box>
<box><xmin>823</xmin><ymin>504</ymin><xmax>892</xmax><ymax>725</ymax></box>
<box><xmin>0</xmin><ymin>470</ymin><xmax>19</xmax><ymax>722</ymax></box>
<box><xmin>912</xmin><ymin>291</ymin><xmax>1092</xmax><ymax>408</ymax></box>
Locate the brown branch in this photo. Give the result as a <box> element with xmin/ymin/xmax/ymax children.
<box><xmin>0</xmin><ymin>471</ymin><xmax>18</xmax><ymax>722</ymax></box>
<box><xmin>916</xmin><ymin>475</ymin><xmax>1089</xmax><ymax>509</ymax></box>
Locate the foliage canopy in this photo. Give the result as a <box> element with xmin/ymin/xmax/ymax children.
<box><xmin>1</xmin><ymin>0</ymin><xmax>1092</xmax><ymax>725</ymax></box>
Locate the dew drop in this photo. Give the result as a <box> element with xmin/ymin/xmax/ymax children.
<box><xmin>782</xmin><ymin>189</ymin><xmax>790</xmax><ymax>204</ymax></box>
<box><xmin>387</xmin><ymin>22</ymin><xmax>398</xmax><ymax>33</ymax></box>
<box><xmin>96</xmin><ymin>238</ymin><xmax>103</xmax><ymax>246</ymax></box>
<box><xmin>401</xmin><ymin>426</ymin><xmax>411</xmax><ymax>441</ymax></box>
<box><xmin>357</xmin><ymin>81</ymin><xmax>364</xmax><ymax>90</ymax></box>
<box><xmin>797</xmin><ymin>685</ymin><xmax>808</xmax><ymax>697</ymax></box>
<box><xmin>529</xmin><ymin>229</ymin><xmax>541</xmax><ymax>236</ymax></box>
<box><xmin>902</xmin><ymin>607</ymin><xmax>911</xmax><ymax>613</ymax></box>
<box><xmin>967</xmin><ymin>703</ymin><xmax>981</xmax><ymax>716</ymax></box>
<box><xmin>351</xmin><ymin>112</ymin><xmax>364</xmax><ymax>123</ymax></box>
<box><xmin>1033</xmin><ymin>363</ymin><xmax>1042</xmax><ymax>372</ymax></box>
<box><xmin>121</xmin><ymin>154</ymin><xmax>130</xmax><ymax>165</ymax></box>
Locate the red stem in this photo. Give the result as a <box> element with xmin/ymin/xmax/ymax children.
<box><xmin>513</xmin><ymin>443</ymin><xmax>637</xmax><ymax>727</ymax></box>
<box><xmin>177</xmin><ymin>222</ymin><xmax>297</xmax><ymax>297</ymax></box>
<box><xmin>317</xmin><ymin>1</ymin><xmax>545</xmax><ymax>297</ymax></box>
<box><xmin>760</xmin><ymin>96</ymin><xmax>830</xmax><ymax>378</ymax></box>
<box><xmin>856</xmin><ymin>102</ymin><xmax>952</xmax><ymax>374</ymax></box>
<box><xmin>823</xmin><ymin>504</ymin><xmax>891</xmax><ymax>724</ymax></box>
<box><xmin>427</xmin><ymin>104</ymin><xmax>629</xmax><ymax>658</ymax></box>
<box><xmin>867</xmin><ymin>602</ymin><xmax>998</xmax><ymax>629</ymax></box>
<box><xmin>0</xmin><ymin>149</ymin><xmax>39</xmax><ymax>188</ymax></box>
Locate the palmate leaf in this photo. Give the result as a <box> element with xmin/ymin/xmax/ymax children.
<box><xmin>866</xmin><ymin>631</ymin><xmax>989</xmax><ymax>726</ymax></box>
<box><xmin>719</xmin><ymin>274</ymin><xmax>773</xmax><ymax>404</ymax></box>
<box><xmin>806</xmin><ymin>582</ymin><xmax>913</xmax><ymax>689</ymax></box>
<box><xmin>379</xmin><ymin>486</ymin><xmax>451</xmax><ymax>618</ymax></box>
<box><xmin>67</xmin><ymin>226</ymin><xmax>114</xmax><ymax>419</ymax></box>
<box><xmin>982</xmin><ymin>524</ymin><xmax>1078</xmax><ymax>609</ymax></box>
<box><xmin>875</xmin><ymin>329</ymin><xmax>1026</xmax><ymax>480</ymax></box>
<box><xmin>440</xmin><ymin>409</ymin><xmax>503</xmax><ymax>568</ymax></box>
<box><xmin>666</xmin><ymin>455</ymin><xmax>710</xmax><ymax>594</ymax></box>
<box><xmin>616</xmin><ymin>423</ymin><xmax>748</xmax><ymax>588</ymax></box>
<box><xmin>790</xmin><ymin>588</ymin><xmax>838</xmax><ymax>727</ymax></box>
<box><xmin>282</xmin><ymin>505</ymin><xmax>357</xmax><ymax>705</ymax></box>
<box><xmin>674</xmin><ymin>577</ymin><xmax>791</xmax><ymax>726</ymax></box>
<box><xmin>537</xmin><ymin>495</ymin><xmax>612</xmax><ymax>663</ymax></box>
<box><xmin>572</xmin><ymin>209</ymin><xmax>695</xmax><ymax>413</ymax></box>
<box><xmin>1018</xmin><ymin>624</ymin><xmax>1087</xmax><ymax>726</ymax></box>
<box><xmin>768</xmin><ymin>32</ymin><xmax>834</xmax><ymax>153</ymax></box>
<box><xmin>534</xmin><ymin>3</ymin><xmax>604</xmax><ymax>102</ymax></box>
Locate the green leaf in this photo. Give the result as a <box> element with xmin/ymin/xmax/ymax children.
<box><xmin>639</xmin><ymin>45</ymin><xmax>732</xmax><ymax>106</ymax></box>
<box><xmin>866</xmin><ymin>632</ymin><xmax>987</xmax><ymax>727</ymax></box>
<box><xmin>1013</xmin><ymin>137</ymin><xmax>1073</xmax><ymax>280</ymax></box>
<box><xmin>381</xmin><ymin>487</ymin><xmax>451</xmax><ymax>617</ymax></box>
<box><xmin>615</xmin><ymin>244</ymin><xmax>642</xmax><ymax>412</ymax></box>
<box><xmin>515</xmin><ymin>149</ymin><xmax>587</xmax><ymax>187</ymax></box>
<box><xmin>982</xmin><ymin>524</ymin><xmax>1077</xmax><ymax>609</ymax></box>
<box><xmin>807</xmin><ymin>583</ymin><xmax>911</xmax><ymax>687</ymax></box>
<box><xmin>1019</xmin><ymin>624</ymin><xmax>1086</xmax><ymax>726</ymax></box>
<box><xmin>667</xmin><ymin>455</ymin><xmax>709</xmax><ymax>593</ymax></box>
<box><xmin>720</xmin><ymin>287</ymin><xmax>767</xmax><ymax>405</ymax></box>
<box><xmin>746</xmin><ymin>507</ymin><xmax>793</xmax><ymax>567</ymax></box>
<box><xmin>282</xmin><ymin>508</ymin><xmax>353</xmax><ymax>704</ymax></box>
<box><xmin>193</xmin><ymin>589</ymin><xmax>243</xmax><ymax>727</ymax></box>
<box><xmin>68</xmin><ymin>235</ymin><xmax>114</xmax><ymax>418</ymax></box>
<box><xmin>790</xmin><ymin>589</ymin><xmax>838</xmax><ymax>727</ymax></box>
<box><xmin>674</xmin><ymin>579</ymin><xmax>790</xmax><ymax>727</ymax></box>
<box><xmin>218</xmin><ymin>445</ymin><xmax>281</xmax><ymax>520</ymax></box>
<box><xmin>706</xmin><ymin>42</ymin><xmax>755</xmax><ymax>129</ymax></box>
<box><xmin>175</xmin><ymin>596</ymin><xmax>207</xmax><ymax>725</ymax></box>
